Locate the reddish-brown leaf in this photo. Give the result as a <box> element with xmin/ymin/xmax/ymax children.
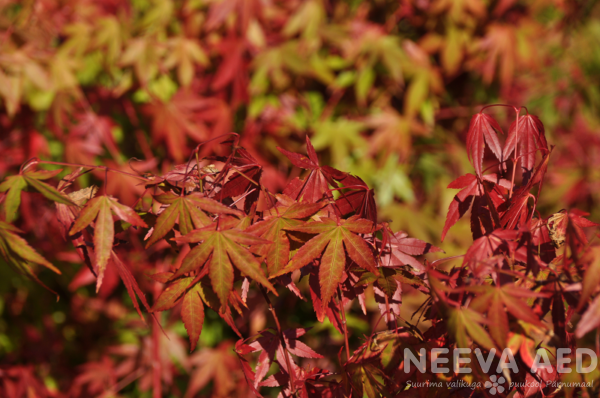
<box><xmin>442</xmin><ymin>173</ymin><xmax>509</xmax><ymax>241</ymax></box>
<box><xmin>70</xmin><ymin>196</ymin><xmax>147</xmax><ymax>291</ymax></box>
<box><xmin>504</xmin><ymin>114</ymin><xmax>548</xmax><ymax>184</ymax></box>
<box><xmin>182</xmin><ymin>284</ymin><xmax>205</xmax><ymax>351</ymax></box>
<box><xmin>175</xmin><ymin>224</ymin><xmax>277</xmax><ymax>311</ymax></box>
<box><xmin>466</xmin><ymin>113</ymin><xmax>504</xmax><ymax>177</ymax></box>
<box><xmin>272</xmin><ymin>216</ymin><xmax>377</xmax><ymax>309</ymax></box>
<box><xmin>278</xmin><ymin>136</ymin><xmax>345</xmax><ymax>203</ymax></box>
<box><xmin>152</xmin><ymin>277</ymin><xmax>194</xmax><ymax>312</ymax></box>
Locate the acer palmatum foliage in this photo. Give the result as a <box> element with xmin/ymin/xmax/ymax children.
<box><xmin>1</xmin><ymin>108</ymin><xmax>600</xmax><ymax>397</ymax></box>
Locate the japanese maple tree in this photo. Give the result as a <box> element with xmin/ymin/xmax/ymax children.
<box><xmin>2</xmin><ymin>106</ymin><xmax>599</xmax><ymax>397</ymax></box>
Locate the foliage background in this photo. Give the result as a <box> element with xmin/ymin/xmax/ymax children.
<box><xmin>1</xmin><ymin>0</ymin><xmax>600</xmax><ymax>396</ymax></box>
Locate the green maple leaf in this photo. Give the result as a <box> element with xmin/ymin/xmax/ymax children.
<box><xmin>271</xmin><ymin>215</ymin><xmax>379</xmax><ymax>311</ymax></box>
<box><xmin>447</xmin><ymin>307</ymin><xmax>496</xmax><ymax>351</ymax></box>
<box><xmin>0</xmin><ymin>220</ymin><xmax>60</xmax><ymax>286</ymax></box>
<box><xmin>469</xmin><ymin>284</ymin><xmax>545</xmax><ymax>348</ymax></box>
<box><xmin>69</xmin><ymin>195</ymin><xmax>147</xmax><ymax>291</ymax></box>
<box><xmin>175</xmin><ymin>219</ymin><xmax>278</xmax><ymax>312</ymax></box>
<box><xmin>245</xmin><ymin>199</ymin><xmax>324</xmax><ymax>276</ymax></box>
<box><xmin>0</xmin><ymin>169</ymin><xmax>75</xmax><ymax>223</ymax></box>
<box><xmin>145</xmin><ymin>192</ymin><xmax>243</xmax><ymax>248</ymax></box>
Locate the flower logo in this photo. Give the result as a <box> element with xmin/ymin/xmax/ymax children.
<box><xmin>484</xmin><ymin>375</ymin><xmax>506</xmax><ymax>395</ymax></box>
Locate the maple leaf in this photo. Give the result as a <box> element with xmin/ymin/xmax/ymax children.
<box><xmin>151</xmin><ymin>276</ymin><xmax>196</xmax><ymax>312</ymax></box>
<box><xmin>379</xmin><ymin>227</ymin><xmax>443</xmax><ymax>273</ymax></box>
<box><xmin>528</xmin><ymin>217</ymin><xmax>556</xmax><ymax>266</ymax></box>
<box><xmin>215</xmin><ymin>148</ymin><xmax>263</xmax><ymax>212</ymax></box>
<box><xmin>470</xmin><ymin>284</ymin><xmax>544</xmax><ymax>347</ymax></box>
<box><xmin>163</xmin><ymin>37</ymin><xmax>208</xmax><ymax>87</ymax></box>
<box><xmin>462</xmin><ymin>229</ymin><xmax>519</xmax><ymax>275</ymax></box>
<box><xmin>499</xmin><ymin>152</ymin><xmax>550</xmax><ymax>230</ymax></box>
<box><xmin>441</xmin><ymin>173</ymin><xmax>510</xmax><ymax>241</ymax></box>
<box><xmin>211</xmin><ymin>34</ymin><xmax>250</xmax><ymax>106</ymax></box>
<box><xmin>246</xmin><ymin>199</ymin><xmax>324</xmax><ymax>276</ymax></box>
<box><xmin>356</xmin><ymin>266</ymin><xmax>426</xmax><ymax>327</ymax></box>
<box><xmin>260</xmin><ymin>366</ymin><xmax>337</xmax><ymax>398</ymax></box>
<box><xmin>205</xmin><ymin>0</ymin><xmax>262</xmax><ymax>32</ymax></box>
<box><xmin>70</xmin><ymin>356</ymin><xmax>118</xmax><ymax>397</ymax></box>
<box><xmin>145</xmin><ymin>191</ymin><xmax>242</xmax><ymax>248</ymax></box>
<box><xmin>306</xmin><ymin>267</ymin><xmax>345</xmax><ymax>329</ymax></box>
<box><xmin>504</xmin><ymin>113</ymin><xmax>549</xmax><ymax>184</ymax></box>
<box><xmin>363</xmin><ymin>107</ymin><xmax>428</xmax><ymax>162</ymax></box>
<box><xmin>106</xmin><ymin>327</ymin><xmax>188</xmax><ymax>395</ymax></box>
<box><xmin>109</xmin><ymin>251</ymin><xmax>153</xmax><ymax>322</ymax></box>
<box><xmin>150</xmin><ymin>275</ymin><xmax>206</xmax><ymax>351</ymax></box>
<box><xmin>65</xmin><ymin>112</ymin><xmax>121</xmax><ymax>163</ymax></box>
<box><xmin>477</xmin><ymin>24</ymin><xmax>520</xmax><ymax>89</ymax></box>
<box><xmin>69</xmin><ymin>195</ymin><xmax>147</xmax><ymax>291</ymax></box>
<box><xmin>0</xmin><ymin>220</ymin><xmax>61</xmax><ymax>287</ymax></box>
<box><xmin>144</xmin><ymin>91</ymin><xmax>231</xmax><ymax>162</ymax></box>
<box><xmin>243</xmin><ymin>328</ymin><xmax>323</xmax><ymax>388</ymax></box>
<box><xmin>465</xmin><ymin>112</ymin><xmax>504</xmax><ymax>177</ymax></box>
<box><xmin>186</xmin><ymin>342</ymin><xmax>248</xmax><ymax>398</ymax></box>
<box><xmin>175</xmin><ymin>219</ymin><xmax>278</xmax><ymax>311</ymax></box>
<box><xmin>272</xmin><ymin>215</ymin><xmax>378</xmax><ymax>310</ymax></box>
<box><xmin>278</xmin><ymin>136</ymin><xmax>345</xmax><ymax>203</ymax></box>
<box><xmin>151</xmin><ymin>270</ymin><xmax>245</xmax><ymax>338</ymax></box>
<box><xmin>181</xmin><ymin>283</ymin><xmax>205</xmax><ymax>351</ymax></box>
<box><xmin>334</xmin><ymin>174</ymin><xmax>378</xmax><ymax>224</ymax></box>
<box><xmin>447</xmin><ymin>306</ymin><xmax>497</xmax><ymax>351</ymax></box>
<box><xmin>372</xmin><ymin>269</ymin><xmax>402</xmax><ymax>326</ymax></box>
<box><xmin>0</xmin><ymin>168</ymin><xmax>75</xmax><ymax>223</ymax></box>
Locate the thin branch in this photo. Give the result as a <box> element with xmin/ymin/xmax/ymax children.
<box><xmin>25</xmin><ymin>158</ymin><xmax>153</xmax><ymax>181</ymax></box>
<box><xmin>509</xmin><ymin>107</ymin><xmax>523</xmax><ymax>199</ymax></box>
<box><xmin>258</xmin><ymin>286</ymin><xmax>297</xmax><ymax>394</ymax></box>
<box><xmin>338</xmin><ymin>287</ymin><xmax>351</xmax><ymax>363</ymax></box>
<box><xmin>152</xmin><ymin>315</ymin><xmax>161</xmax><ymax>398</ymax></box>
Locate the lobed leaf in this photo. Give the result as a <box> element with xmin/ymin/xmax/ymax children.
<box><xmin>182</xmin><ymin>284</ymin><xmax>205</xmax><ymax>351</ymax></box>
<box><xmin>318</xmin><ymin>231</ymin><xmax>345</xmax><ymax>311</ymax></box>
<box><xmin>24</xmin><ymin>176</ymin><xmax>76</xmax><ymax>206</ymax></box>
<box><xmin>153</xmin><ymin>277</ymin><xmax>194</xmax><ymax>312</ymax></box>
<box><xmin>466</xmin><ymin>112</ymin><xmax>504</xmax><ymax>177</ymax></box>
<box><xmin>93</xmin><ymin>198</ymin><xmax>114</xmax><ymax>291</ymax></box>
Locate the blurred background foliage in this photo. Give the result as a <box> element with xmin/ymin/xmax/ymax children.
<box><xmin>1</xmin><ymin>0</ymin><xmax>600</xmax><ymax>396</ymax></box>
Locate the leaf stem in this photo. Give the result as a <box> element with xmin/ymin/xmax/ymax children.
<box><xmin>103</xmin><ymin>166</ymin><xmax>108</xmax><ymax>196</ymax></box>
<box><xmin>383</xmin><ymin>291</ymin><xmax>394</xmax><ymax>330</ymax></box>
<box><xmin>338</xmin><ymin>287</ymin><xmax>351</xmax><ymax>362</ymax></box>
<box><xmin>508</xmin><ymin>107</ymin><xmax>522</xmax><ymax>199</ymax></box>
<box><xmin>152</xmin><ymin>296</ymin><xmax>161</xmax><ymax>398</ymax></box>
<box><xmin>28</xmin><ymin>158</ymin><xmax>153</xmax><ymax>181</ymax></box>
<box><xmin>258</xmin><ymin>286</ymin><xmax>297</xmax><ymax>394</ymax></box>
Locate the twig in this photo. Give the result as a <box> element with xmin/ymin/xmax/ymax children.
<box><xmin>152</xmin><ymin>287</ymin><xmax>162</xmax><ymax>398</ymax></box>
<box><xmin>23</xmin><ymin>158</ymin><xmax>152</xmax><ymax>181</ymax></box>
<box><xmin>258</xmin><ymin>286</ymin><xmax>297</xmax><ymax>394</ymax></box>
<box><xmin>509</xmin><ymin>107</ymin><xmax>522</xmax><ymax>199</ymax></box>
<box><xmin>338</xmin><ymin>287</ymin><xmax>351</xmax><ymax>363</ymax></box>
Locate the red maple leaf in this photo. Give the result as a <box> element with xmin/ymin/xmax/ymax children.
<box><xmin>465</xmin><ymin>112</ymin><xmax>504</xmax><ymax>177</ymax></box>
<box><xmin>504</xmin><ymin>113</ymin><xmax>549</xmax><ymax>184</ymax></box>
<box><xmin>334</xmin><ymin>174</ymin><xmax>377</xmax><ymax>224</ymax></box>
<box><xmin>145</xmin><ymin>91</ymin><xmax>231</xmax><ymax>162</ymax></box>
<box><xmin>278</xmin><ymin>136</ymin><xmax>345</xmax><ymax>203</ymax></box>
<box><xmin>441</xmin><ymin>173</ymin><xmax>510</xmax><ymax>241</ymax></box>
